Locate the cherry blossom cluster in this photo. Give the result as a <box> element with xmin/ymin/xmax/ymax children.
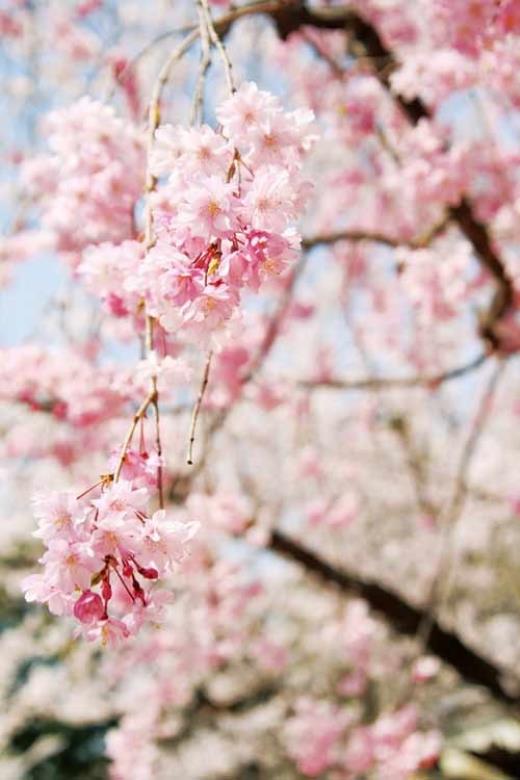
<box><xmin>22</xmin><ymin>481</ymin><xmax>198</xmax><ymax>646</ymax></box>
<box><xmin>430</xmin><ymin>0</ymin><xmax>520</xmax><ymax>57</ymax></box>
<box><xmin>79</xmin><ymin>239</ymin><xmax>144</xmax><ymax>318</ymax></box>
<box><xmin>124</xmin><ymin>82</ymin><xmax>314</xmax><ymax>339</ymax></box>
<box><xmin>22</xmin><ymin>97</ymin><xmax>144</xmax><ymax>263</ymax></box>
<box><xmin>285</xmin><ymin>699</ymin><xmax>440</xmax><ymax>779</ymax></box>
<box><xmin>72</xmin><ymin>85</ymin><xmax>316</xmax><ymax>337</ymax></box>
<box><xmin>15</xmin><ymin>81</ymin><xmax>317</xmax><ymax>648</ymax></box>
<box><xmin>0</xmin><ymin>345</ymin><xmax>131</xmax><ymax>428</ymax></box>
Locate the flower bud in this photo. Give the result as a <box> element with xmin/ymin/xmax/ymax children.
<box><xmin>73</xmin><ymin>590</ymin><xmax>104</xmax><ymax>624</ymax></box>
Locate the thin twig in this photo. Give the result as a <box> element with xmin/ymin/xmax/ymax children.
<box><xmin>191</xmin><ymin>2</ymin><xmax>212</xmax><ymax>126</ymax></box>
<box><xmin>296</xmin><ymin>352</ymin><xmax>489</xmax><ymax>392</ymax></box>
<box><xmin>200</xmin><ymin>0</ymin><xmax>236</xmax><ymax>94</ymax></box>
<box><xmin>113</xmin><ymin>391</ymin><xmax>156</xmax><ymax>482</ymax></box>
<box><xmin>187</xmin><ymin>350</ymin><xmax>213</xmax><ymax>466</ymax></box>
<box><xmin>105</xmin><ymin>28</ymin><xmax>193</xmax><ymax>102</ymax></box>
<box><xmin>176</xmin><ymin>256</ymin><xmax>308</xmax><ymax>484</ymax></box>
<box><xmin>151</xmin><ymin>392</ymin><xmax>164</xmax><ymax>508</ymax></box>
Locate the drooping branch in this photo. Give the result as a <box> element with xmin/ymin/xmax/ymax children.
<box><xmin>173</xmin><ymin>254</ymin><xmax>308</xmax><ymax>485</ymax></box>
<box><xmin>451</xmin><ymin>200</ymin><xmax>514</xmax><ymax>347</ymax></box>
<box><xmin>269</xmin><ymin>529</ymin><xmax>520</xmax><ymax>708</ymax></box>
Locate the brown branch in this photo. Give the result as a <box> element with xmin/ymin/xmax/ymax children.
<box><xmin>269</xmin><ymin>529</ymin><xmax>520</xmax><ymax>707</ymax></box>
<box><xmin>302</xmin><ymin>218</ymin><xmax>449</xmax><ymax>251</ymax></box>
<box><xmin>186</xmin><ymin>350</ymin><xmax>213</xmax><ymax>466</ymax></box>
<box><xmin>296</xmin><ymin>352</ymin><xmax>488</xmax><ymax>392</ymax></box>
<box><xmin>302</xmin><ymin>230</ymin><xmax>402</xmax><ymax>250</ymax></box>
<box><xmin>451</xmin><ymin>200</ymin><xmax>514</xmax><ymax>348</ymax></box>
<box><xmin>272</xmin><ymin>4</ymin><xmax>514</xmax><ymax>350</ymax></box>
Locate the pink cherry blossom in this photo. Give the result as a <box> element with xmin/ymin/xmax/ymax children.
<box><xmin>22</xmin><ymin>479</ymin><xmax>198</xmax><ymax>642</ymax></box>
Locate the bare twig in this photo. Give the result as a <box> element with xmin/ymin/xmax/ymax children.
<box><xmin>191</xmin><ymin>2</ymin><xmax>212</xmax><ymax>125</ymax></box>
<box><xmin>113</xmin><ymin>390</ymin><xmax>157</xmax><ymax>481</ymax></box>
<box><xmin>187</xmin><ymin>350</ymin><xmax>213</xmax><ymax>466</ymax></box>
<box><xmin>175</xmin><ymin>255</ymin><xmax>308</xmax><ymax>484</ymax></box>
<box><xmin>200</xmin><ymin>0</ymin><xmax>236</xmax><ymax>95</ymax></box>
<box><xmin>296</xmin><ymin>352</ymin><xmax>489</xmax><ymax>392</ymax></box>
<box><xmin>151</xmin><ymin>392</ymin><xmax>164</xmax><ymax>508</ymax></box>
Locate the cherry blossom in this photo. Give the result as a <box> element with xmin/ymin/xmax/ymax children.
<box><xmin>22</xmin><ymin>480</ymin><xmax>198</xmax><ymax>642</ymax></box>
<box><xmin>2</xmin><ymin>1</ymin><xmax>520</xmax><ymax>778</ymax></box>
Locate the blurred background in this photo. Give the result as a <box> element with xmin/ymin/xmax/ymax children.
<box><xmin>1</xmin><ymin>1</ymin><xmax>520</xmax><ymax>778</ymax></box>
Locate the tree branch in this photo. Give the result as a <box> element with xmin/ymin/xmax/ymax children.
<box><xmin>269</xmin><ymin>529</ymin><xmax>520</xmax><ymax>707</ymax></box>
<box><xmin>272</xmin><ymin>4</ymin><xmax>514</xmax><ymax>349</ymax></box>
<box><xmin>296</xmin><ymin>352</ymin><xmax>489</xmax><ymax>392</ymax></box>
<box><xmin>302</xmin><ymin>217</ymin><xmax>449</xmax><ymax>251</ymax></box>
<box><xmin>302</xmin><ymin>229</ymin><xmax>402</xmax><ymax>250</ymax></box>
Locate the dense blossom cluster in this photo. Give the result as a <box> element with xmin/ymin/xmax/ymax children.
<box><xmin>80</xmin><ymin>83</ymin><xmax>315</xmax><ymax>339</ymax></box>
<box><xmin>22</xmin><ymin>482</ymin><xmax>198</xmax><ymax>645</ymax></box>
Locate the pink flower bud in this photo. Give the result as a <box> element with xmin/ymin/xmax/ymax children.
<box><xmin>136</xmin><ymin>565</ymin><xmax>159</xmax><ymax>580</ymax></box>
<box><xmin>102</xmin><ymin>578</ymin><xmax>112</xmax><ymax>602</ymax></box>
<box><xmin>73</xmin><ymin>590</ymin><xmax>105</xmax><ymax>624</ymax></box>
<box><xmin>122</xmin><ymin>559</ymin><xmax>133</xmax><ymax>578</ymax></box>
